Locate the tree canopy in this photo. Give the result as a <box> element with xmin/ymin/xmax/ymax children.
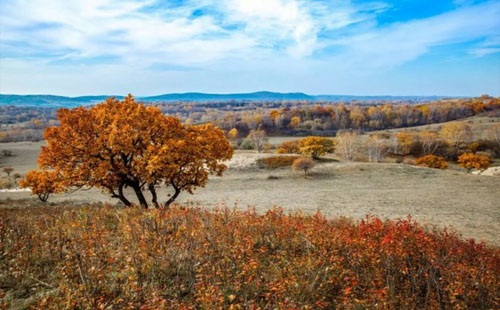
<box><xmin>24</xmin><ymin>95</ymin><xmax>233</xmax><ymax>208</ymax></box>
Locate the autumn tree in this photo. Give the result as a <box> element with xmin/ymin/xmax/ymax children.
<box><xmin>396</xmin><ymin>132</ymin><xmax>415</xmax><ymax>155</ymax></box>
<box><xmin>28</xmin><ymin>95</ymin><xmax>233</xmax><ymax>208</ymax></box>
<box><xmin>366</xmin><ymin>134</ymin><xmax>388</xmax><ymax>163</ymax></box>
<box><xmin>298</xmin><ymin>136</ymin><xmax>334</xmax><ymax>159</ymax></box>
<box><xmin>292</xmin><ymin>157</ymin><xmax>315</xmax><ymax>178</ymax></box>
<box><xmin>440</xmin><ymin>122</ymin><xmax>472</xmax><ymax>151</ymax></box>
<box><xmin>247</xmin><ymin>129</ymin><xmax>268</xmax><ymax>153</ymax></box>
<box><xmin>415</xmin><ymin>155</ymin><xmax>448</xmax><ymax>169</ymax></box>
<box><xmin>228</xmin><ymin>128</ymin><xmax>239</xmax><ymax>140</ymax></box>
<box><xmin>417</xmin><ymin>131</ymin><xmax>442</xmax><ymax>155</ymax></box>
<box><xmin>457</xmin><ymin>153</ymin><xmax>490</xmax><ymax>172</ymax></box>
<box><xmin>290</xmin><ymin>116</ymin><xmax>301</xmax><ymax>129</ymax></box>
<box><xmin>19</xmin><ymin>170</ymin><xmax>64</xmax><ymax>202</ymax></box>
<box><xmin>3</xmin><ymin>167</ymin><xmax>13</xmax><ymax>177</ymax></box>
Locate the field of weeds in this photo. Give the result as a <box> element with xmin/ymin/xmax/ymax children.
<box><xmin>1</xmin><ymin>204</ymin><xmax>499</xmax><ymax>309</ymax></box>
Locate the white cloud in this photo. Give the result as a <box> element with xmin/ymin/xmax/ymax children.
<box><xmin>0</xmin><ymin>0</ymin><xmax>499</xmax><ymax>95</ymax></box>
<box><xmin>325</xmin><ymin>1</ymin><xmax>500</xmax><ymax>69</ymax></box>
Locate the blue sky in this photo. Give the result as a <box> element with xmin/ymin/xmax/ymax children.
<box><xmin>0</xmin><ymin>0</ymin><xmax>499</xmax><ymax>96</ymax></box>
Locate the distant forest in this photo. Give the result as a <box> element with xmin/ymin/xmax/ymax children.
<box><xmin>0</xmin><ymin>95</ymin><xmax>499</xmax><ymax>142</ymax></box>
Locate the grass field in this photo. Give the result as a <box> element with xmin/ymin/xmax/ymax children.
<box><xmin>1</xmin><ymin>139</ymin><xmax>499</xmax><ymax>246</ymax></box>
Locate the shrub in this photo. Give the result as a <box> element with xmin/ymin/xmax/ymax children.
<box><xmin>1</xmin><ymin>205</ymin><xmax>499</xmax><ymax>309</ymax></box>
<box><xmin>458</xmin><ymin>153</ymin><xmax>490</xmax><ymax>172</ymax></box>
<box><xmin>276</xmin><ymin>140</ymin><xmax>300</xmax><ymax>154</ymax></box>
<box><xmin>239</xmin><ymin>138</ymin><xmax>255</xmax><ymax>150</ymax></box>
<box><xmin>298</xmin><ymin>136</ymin><xmax>334</xmax><ymax>159</ymax></box>
<box><xmin>257</xmin><ymin>155</ymin><xmax>298</xmax><ymax>169</ymax></box>
<box><xmin>415</xmin><ymin>155</ymin><xmax>448</xmax><ymax>169</ymax></box>
<box><xmin>292</xmin><ymin>157</ymin><xmax>315</xmax><ymax>178</ymax></box>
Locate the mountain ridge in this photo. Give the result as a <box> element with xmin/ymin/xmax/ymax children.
<box><xmin>0</xmin><ymin>92</ymin><xmax>456</xmax><ymax>107</ymax></box>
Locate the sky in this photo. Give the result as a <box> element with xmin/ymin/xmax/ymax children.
<box><xmin>0</xmin><ymin>0</ymin><xmax>499</xmax><ymax>96</ymax></box>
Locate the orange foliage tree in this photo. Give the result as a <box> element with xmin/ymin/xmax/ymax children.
<box><xmin>457</xmin><ymin>153</ymin><xmax>490</xmax><ymax>172</ymax></box>
<box><xmin>19</xmin><ymin>170</ymin><xmax>64</xmax><ymax>202</ymax></box>
<box><xmin>276</xmin><ymin>140</ymin><xmax>300</xmax><ymax>154</ymax></box>
<box><xmin>292</xmin><ymin>157</ymin><xmax>315</xmax><ymax>178</ymax></box>
<box><xmin>28</xmin><ymin>95</ymin><xmax>233</xmax><ymax>208</ymax></box>
<box><xmin>415</xmin><ymin>155</ymin><xmax>448</xmax><ymax>169</ymax></box>
<box><xmin>298</xmin><ymin>136</ymin><xmax>334</xmax><ymax>159</ymax></box>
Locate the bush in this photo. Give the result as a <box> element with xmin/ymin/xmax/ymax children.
<box><xmin>276</xmin><ymin>140</ymin><xmax>300</xmax><ymax>154</ymax></box>
<box><xmin>415</xmin><ymin>155</ymin><xmax>448</xmax><ymax>169</ymax></box>
<box><xmin>257</xmin><ymin>155</ymin><xmax>298</xmax><ymax>168</ymax></box>
<box><xmin>298</xmin><ymin>136</ymin><xmax>334</xmax><ymax>159</ymax></box>
<box><xmin>239</xmin><ymin>138</ymin><xmax>255</xmax><ymax>150</ymax></box>
<box><xmin>1</xmin><ymin>205</ymin><xmax>499</xmax><ymax>309</ymax></box>
<box><xmin>458</xmin><ymin>153</ymin><xmax>490</xmax><ymax>172</ymax></box>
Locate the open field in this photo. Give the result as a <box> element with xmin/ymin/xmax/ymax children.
<box><xmin>1</xmin><ymin>140</ymin><xmax>499</xmax><ymax>245</ymax></box>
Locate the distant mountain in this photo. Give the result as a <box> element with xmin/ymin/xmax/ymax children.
<box><xmin>0</xmin><ymin>92</ymin><xmax>454</xmax><ymax>107</ymax></box>
<box><xmin>0</xmin><ymin>94</ymin><xmax>123</xmax><ymax>107</ymax></box>
<box><xmin>143</xmin><ymin>91</ymin><xmax>313</xmax><ymax>102</ymax></box>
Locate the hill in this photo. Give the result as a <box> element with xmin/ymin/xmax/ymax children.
<box><xmin>0</xmin><ymin>92</ymin><xmax>453</xmax><ymax>107</ymax></box>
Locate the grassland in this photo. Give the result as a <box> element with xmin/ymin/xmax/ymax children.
<box><xmin>1</xmin><ymin>137</ymin><xmax>499</xmax><ymax>245</ymax></box>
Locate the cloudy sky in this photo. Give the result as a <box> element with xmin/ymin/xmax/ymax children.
<box><xmin>1</xmin><ymin>0</ymin><xmax>499</xmax><ymax>96</ymax></box>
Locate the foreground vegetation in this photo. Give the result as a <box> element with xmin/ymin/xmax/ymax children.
<box><xmin>1</xmin><ymin>205</ymin><xmax>499</xmax><ymax>309</ymax></box>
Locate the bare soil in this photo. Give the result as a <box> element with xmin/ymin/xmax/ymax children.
<box><xmin>1</xmin><ymin>141</ymin><xmax>499</xmax><ymax>245</ymax></box>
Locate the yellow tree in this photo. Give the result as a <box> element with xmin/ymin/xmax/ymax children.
<box><xmin>298</xmin><ymin>136</ymin><xmax>334</xmax><ymax>159</ymax></box>
<box><xmin>440</xmin><ymin>122</ymin><xmax>472</xmax><ymax>151</ymax></box>
<box><xmin>228</xmin><ymin>128</ymin><xmax>239</xmax><ymax>140</ymax></box>
<box><xmin>396</xmin><ymin>132</ymin><xmax>414</xmax><ymax>155</ymax></box>
<box><xmin>29</xmin><ymin>95</ymin><xmax>233</xmax><ymax>208</ymax></box>
<box><xmin>290</xmin><ymin>116</ymin><xmax>301</xmax><ymax>129</ymax></box>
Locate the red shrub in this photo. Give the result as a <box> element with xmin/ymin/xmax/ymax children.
<box><xmin>1</xmin><ymin>205</ymin><xmax>499</xmax><ymax>309</ymax></box>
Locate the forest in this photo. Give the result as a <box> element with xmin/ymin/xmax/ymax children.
<box><xmin>0</xmin><ymin>95</ymin><xmax>499</xmax><ymax>143</ymax></box>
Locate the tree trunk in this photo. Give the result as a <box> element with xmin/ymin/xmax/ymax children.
<box><xmin>164</xmin><ymin>185</ymin><xmax>181</xmax><ymax>208</ymax></box>
<box><xmin>131</xmin><ymin>183</ymin><xmax>148</xmax><ymax>209</ymax></box>
<box><xmin>117</xmin><ymin>184</ymin><xmax>132</xmax><ymax>206</ymax></box>
<box><xmin>148</xmin><ymin>183</ymin><xmax>159</xmax><ymax>209</ymax></box>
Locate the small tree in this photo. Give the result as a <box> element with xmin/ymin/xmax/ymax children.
<box><xmin>418</xmin><ymin>131</ymin><xmax>442</xmax><ymax>155</ymax></box>
<box><xmin>335</xmin><ymin>131</ymin><xmax>359</xmax><ymax>161</ymax></box>
<box><xmin>298</xmin><ymin>136</ymin><xmax>334</xmax><ymax>159</ymax></box>
<box><xmin>396</xmin><ymin>132</ymin><xmax>415</xmax><ymax>155</ymax></box>
<box><xmin>292</xmin><ymin>157</ymin><xmax>315</xmax><ymax>179</ymax></box>
<box><xmin>247</xmin><ymin>129</ymin><xmax>268</xmax><ymax>153</ymax></box>
<box><xmin>19</xmin><ymin>170</ymin><xmax>64</xmax><ymax>202</ymax></box>
<box><xmin>366</xmin><ymin>134</ymin><xmax>387</xmax><ymax>163</ymax></box>
<box><xmin>415</xmin><ymin>155</ymin><xmax>448</xmax><ymax>169</ymax></box>
<box><xmin>3</xmin><ymin>167</ymin><xmax>13</xmax><ymax>177</ymax></box>
<box><xmin>440</xmin><ymin>122</ymin><xmax>472</xmax><ymax>151</ymax></box>
<box><xmin>458</xmin><ymin>153</ymin><xmax>490</xmax><ymax>172</ymax></box>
